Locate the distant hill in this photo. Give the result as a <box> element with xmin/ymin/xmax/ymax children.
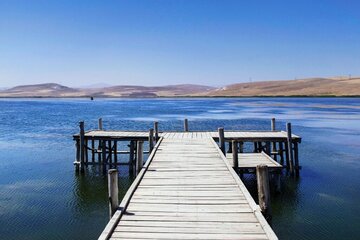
<box><xmin>0</xmin><ymin>83</ymin><xmax>215</xmax><ymax>97</ymax></box>
<box><xmin>201</xmin><ymin>77</ymin><xmax>360</xmax><ymax>97</ymax></box>
<box><xmin>1</xmin><ymin>77</ymin><xmax>359</xmax><ymax>97</ymax></box>
<box><xmin>0</xmin><ymin>83</ymin><xmax>80</xmax><ymax>97</ymax></box>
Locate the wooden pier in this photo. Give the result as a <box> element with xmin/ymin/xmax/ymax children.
<box><xmin>72</xmin><ymin>119</ymin><xmax>301</xmax><ymax>239</ymax></box>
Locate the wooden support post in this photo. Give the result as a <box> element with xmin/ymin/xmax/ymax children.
<box><xmin>239</xmin><ymin>142</ymin><xmax>244</xmax><ymax>153</ymax></box>
<box><xmin>227</xmin><ymin>141</ymin><xmax>233</xmax><ymax>153</ymax></box>
<box><xmin>129</xmin><ymin>140</ymin><xmax>135</xmax><ymax>175</ymax></box>
<box><xmin>254</xmin><ymin>142</ymin><xmax>258</xmax><ymax>153</ymax></box>
<box><xmin>98</xmin><ymin>140</ymin><xmax>102</xmax><ymax>163</ymax></box>
<box><xmin>265</xmin><ymin>141</ymin><xmax>271</xmax><ymax>155</ymax></box>
<box><xmin>286</xmin><ymin>123</ymin><xmax>295</xmax><ymax>175</ymax></box>
<box><xmin>232</xmin><ymin>140</ymin><xmax>239</xmax><ymax>174</ymax></box>
<box><xmin>271</xmin><ymin>118</ymin><xmax>276</xmax><ymax>131</ymax></box>
<box><xmin>85</xmin><ymin>139</ymin><xmax>89</xmax><ymax>164</ymax></box>
<box><xmin>154</xmin><ymin>121</ymin><xmax>159</xmax><ymax>142</ymax></box>
<box><xmin>279</xmin><ymin>142</ymin><xmax>284</xmax><ymax>165</ymax></box>
<box><xmin>294</xmin><ymin>142</ymin><xmax>299</xmax><ymax>177</ymax></box>
<box><xmin>114</xmin><ymin>141</ymin><xmax>118</xmax><ymax>164</ymax></box>
<box><xmin>107</xmin><ymin>169</ymin><xmax>119</xmax><ymax>219</ymax></box>
<box><xmin>91</xmin><ymin>140</ymin><xmax>95</xmax><ymax>163</ymax></box>
<box><xmin>79</xmin><ymin>121</ymin><xmax>85</xmax><ymax>173</ymax></box>
<box><xmin>218</xmin><ymin>127</ymin><xmax>225</xmax><ymax>155</ymax></box>
<box><xmin>98</xmin><ymin>118</ymin><xmax>103</xmax><ymax>130</ymax></box>
<box><xmin>108</xmin><ymin>140</ymin><xmax>112</xmax><ymax>164</ymax></box>
<box><xmin>184</xmin><ymin>119</ymin><xmax>189</xmax><ymax>132</ymax></box>
<box><xmin>75</xmin><ymin>139</ymin><xmax>80</xmax><ymax>172</ymax></box>
<box><xmin>271</xmin><ymin>118</ymin><xmax>277</xmax><ymax>161</ymax></box>
<box><xmin>149</xmin><ymin>129</ymin><xmax>154</xmax><ymax>153</ymax></box>
<box><xmin>285</xmin><ymin>142</ymin><xmax>290</xmax><ymax>169</ymax></box>
<box><xmin>136</xmin><ymin>141</ymin><xmax>144</xmax><ymax>175</ymax></box>
<box><xmin>256</xmin><ymin>164</ymin><xmax>271</xmax><ymax>220</ymax></box>
<box><xmin>102</xmin><ymin>140</ymin><xmax>106</xmax><ymax>165</ymax></box>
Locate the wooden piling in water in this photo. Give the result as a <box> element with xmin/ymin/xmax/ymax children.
<box><xmin>227</xmin><ymin>141</ymin><xmax>233</xmax><ymax>153</ymax></box>
<box><xmin>154</xmin><ymin>122</ymin><xmax>159</xmax><ymax>142</ymax></box>
<box><xmin>91</xmin><ymin>140</ymin><xmax>95</xmax><ymax>163</ymax></box>
<box><xmin>107</xmin><ymin>169</ymin><xmax>119</xmax><ymax>219</ymax></box>
<box><xmin>79</xmin><ymin>121</ymin><xmax>85</xmax><ymax>173</ymax></box>
<box><xmin>108</xmin><ymin>140</ymin><xmax>112</xmax><ymax>165</ymax></box>
<box><xmin>102</xmin><ymin>140</ymin><xmax>106</xmax><ymax>167</ymax></box>
<box><xmin>256</xmin><ymin>164</ymin><xmax>271</xmax><ymax>220</ymax></box>
<box><xmin>271</xmin><ymin>118</ymin><xmax>276</xmax><ymax>131</ymax></box>
<box><xmin>149</xmin><ymin>129</ymin><xmax>154</xmax><ymax>152</ymax></box>
<box><xmin>286</xmin><ymin>123</ymin><xmax>295</xmax><ymax>175</ymax></box>
<box><xmin>98</xmin><ymin>118</ymin><xmax>103</xmax><ymax>130</ymax></box>
<box><xmin>254</xmin><ymin>142</ymin><xmax>258</xmax><ymax>152</ymax></box>
<box><xmin>265</xmin><ymin>141</ymin><xmax>271</xmax><ymax>155</ymax></box>
<box><xmin>136</xmin><ymin>141</ymin><xmax>144</xmax><ymax>175</ymax></box>
<box><xmin>271</xmin><ymin>118</ymin><xmax>277</xmax><ymax>161</ymax></box>
<box><xmin>75</xmin><ymin>139</ymin><xmax>80</xmax><ymax>172</ymax></box>
<box><xmin>184</xmin><ymin>119</ymin><xmax>189</xmax><ymax>132</ymax></box>
<box><xmin>98</xmin><ymin>118</ymin><xmax>103</xmax><ymax>163</ymax></box>
<box><xmin>232</xmin><ymin>140</ymin><xmax>238</xmax><ymax>174</ymax></box>
<box><xmin>239</xmin><ymin>142</ymin><xmax>244</xmax><ymax>153</ymax></box>
<box><xmin>129</xmin><ymin>140</ymin><xmax>135</xmax><ymax>175</ymax></box>
<box><xmin>294</xmin><ymin>142</ymin><xmax>299</xmax><ymax>177</ymax></box>
<box><xmin>279</xmin><ymin>142</ymin><xmax>284</xmax><ymax>165</ymax></box>
<box><xmin>218</xmin><ymin>127</ymin><xmax>225</xmax><ymax>155</ymax></box>
<box><xmin>85</xmin><ymin>139</ymin><xmax>89</xmax><ymax>164</ymax></box>
<box><xmin>114</xmin><ymin>141</ymin><xmax>118</xmax><ymax>165</ymax></box>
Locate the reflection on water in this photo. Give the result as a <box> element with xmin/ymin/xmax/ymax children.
<box><xmin>0</xmin><ymin>97</ymin><xmax>359</xmax><ymax>240</ymax></box>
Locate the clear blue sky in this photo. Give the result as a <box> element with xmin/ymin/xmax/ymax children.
<box><xmin>0</xmin><ymin>0</ymin><xmax>359</xmax><ymax>87</ymax></box>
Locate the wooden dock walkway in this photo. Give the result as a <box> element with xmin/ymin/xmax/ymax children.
<box><xmin>72</xmin><ymin>118</ymin><xmax>302</xmax><ymax>239</ymax></box>
<box><xmin>99</xmin><ymin>135</ymin><xmax>278</xmax><ymax>240</ymax></box>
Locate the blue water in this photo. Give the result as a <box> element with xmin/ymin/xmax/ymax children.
<box><xmin>0</xmin><ymin>98</ymin><xmax>359</xmax><ymax>239</ymax></box>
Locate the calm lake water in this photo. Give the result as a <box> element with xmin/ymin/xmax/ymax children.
<box><xmin>0</xmin><ymin>98</ymin><xmax>359</xmax><ymax>240</ymax></box>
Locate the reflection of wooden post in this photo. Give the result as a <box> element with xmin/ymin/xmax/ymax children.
<box><xmin>294</xmin><ymin>142</ymin><xmax>299</xmax><ymax>177</ymax></box>
<box><xmin>154</xmin><ymin>122</ymin><xmax>159</xmax><ymax>142</ymax></box>
<box><xmin>256</xmin><ymin>164</ymin><xmax>271</xmax><ymax>220</ymax></box>
<box><xmin>149</xmin><ymin>129</ymin><xmax>154</xmax><ymax>152</ymax></box>
<box><xmin>287</xmin><ymin>123</ymin><xmax>294</xmax><ymax>175</ymax></box>
<box><xmin>218</xmin><ymin>128</ymin><xmax>225</xmax><ymax>155</ymax></box>
<box><xmin>79</xmin><ymin>121</ymin><xmax>85</xmax><ymax>173</ymax></box>
<box><xmin>232</xmin><ymin>140</ymin><xmax>238</xmax><ymax>174</ymax></box>
<box><xmin>184</xmin><ymin>119</ymin><xmax>189</xmax><ymax>132</ymax></box>
<box><xmin>108</xmin><ymin>169</ymin><xmax>118</xmax><ymax>219</ymax></box>
<box><xmin>136</xmin><ymin>141</ymin><xmax>144</xmax><ymax>175</ymax></box>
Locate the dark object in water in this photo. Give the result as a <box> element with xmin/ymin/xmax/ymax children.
<box><xmin>90</xmin><ymin>96</ymin><xmax>94</xmax><ymax>100</ymax></box>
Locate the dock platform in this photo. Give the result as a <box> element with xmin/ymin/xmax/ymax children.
<box><xmin>72</xmin><ymin>119</ymin><xmax>301</xmax><ymax>240</ymax></box>
<box><xmin>99</xmin><ymin>136</ymin><xmax>278</xmax><ymax>240</ymax></box>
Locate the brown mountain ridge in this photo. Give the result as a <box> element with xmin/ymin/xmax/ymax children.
<box><xmin>0</xmin><ymin>77</ymin><xmax>359</xmax><ymax>97</ymax></box>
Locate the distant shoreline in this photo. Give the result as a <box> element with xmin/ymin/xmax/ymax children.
<box><xmin>1</xmin><ymin>95</ymin><xmax>360</xmax><ymax>99</ymax></box>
